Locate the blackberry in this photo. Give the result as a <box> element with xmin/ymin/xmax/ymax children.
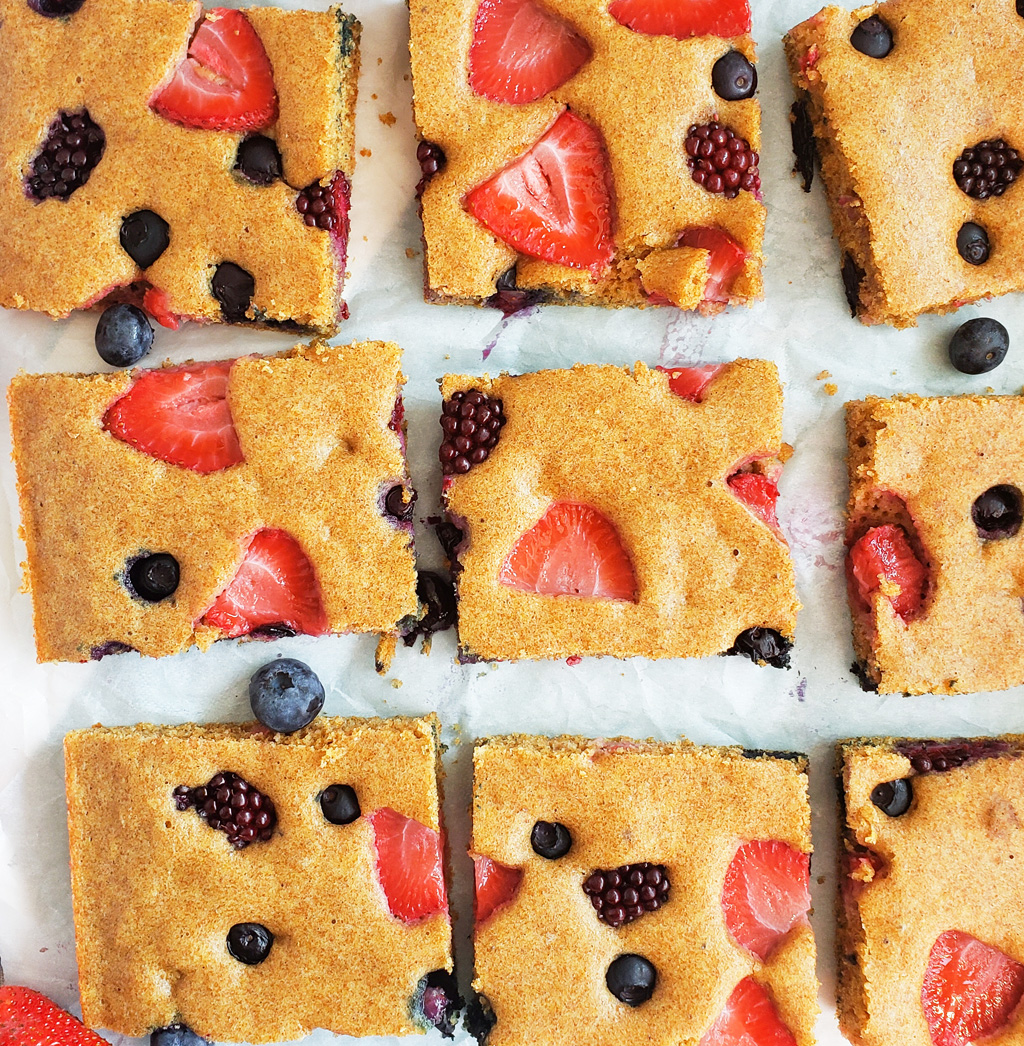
<box><xmin>416</xmin><ymin>140</ymin><xmax>446</xmax><ymax>196</ymax></box>
<box><xmin>895</xmin><ymin>738</ymin><xmax>1013</xmax><ymax>774</ymax></box>
<box><xmin>235</xmin><ymin>135</ymin><xmax>282</xmax><ymax>185</ymax></box>
<box><xmin>953</xmin><ymin>140</ymin><xmax>1022</xmax><ymax>200</ymax></box>
<box><xmin>957</xmin><ymin>222</ymin><xmax>990</xmax><ymax>265</ymax></box>
<box><xmin>26</xmin><ymin>109</ymin><xmax>105</xmax><ymax>201</ymax></box>
<box><xmin>870</xmin><ymin>779</ymin><xmax>913</xmax><ymax>817</ymax></box>
<box><xmin>296</xmin><ymin>172</ymin><xmax>349</xmax><ymax>233</ymax></box>
<box><xmin>972</xmin><ymin>484</ymin><xmax>1023</xmax><ymax>539</ymax></box>
<box><xmin>126</xmin><ymin>552</ymin><xmax>179</xmax><ymax>602</ymax></box>
<box><xmin>684</xmin><ymin>121</ymin><xmax>760</xmax><ymax>198</ymax></box>
<box><xmin>726</xmin><ymin>627</ymin><xmax>792</xmax><ymax>669</ymax></box>
<box><xmin>583</xmin><ymin>863</ymin><xmax>669</xmax><ymax>927</ymax></box>
<box><xmin>465</xmin><ymin>994</ymin><xmax>496</xmax><ymax>1046</ymax></box>
<box><xmin>173</xmin><ymin>771</ymin><xmax>276</xmax><ymax>848</ymax></box>
<box><xmin>439</xmin><ymin>389</ymin><xmax>506</xmax><ymax>475</ymax></box>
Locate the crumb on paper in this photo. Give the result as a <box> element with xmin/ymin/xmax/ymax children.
<box><xmin>377</xmin><ymin>57</ymin><xmax>382</xmax><ymax>65</ymax></box>
<box><xmin>816</xmin><ymin>370</ymin><xmax>831</xmax><ymax>380</ymax></box>
<box><xmin>403</xmin><ymin>74</ymin><xmax>410</xmax><ymax>81</ymax></box>
<box><xmin>391</xmin><ymin>679</ymin><xmax>403</xmax><ymax>689</ymax></box>
<box><xmin>406</xmin><ymin>247</ymin><xmax>419</xmax><ymax>258</ymax></box>
<box><xmin>986</xmin><ymin>386</ymin><xmax>996</xmax><ymax>394</ymax></box>
<box><xmin>360</xmin><ymin>148</ymin><xmax>372</xmax><ymax>157</ymax></box>
<box><xmin>824</xmin><ymin>382</ymin><xmax>838</xmax><ymax>396</ymax></box>
<box><xmin>779</xmin><ymin>442</ymin><xmax>794</xmax><ymax>463</ymax></box>
<box><xmin>379</xmin><ymin>111</ymin><xmax>397</xmax><ymax>126</ymax></box>
<box><xmin>371</xmin><ymin>92</ymin><xmax>378</xmax><ymax>99</ymax></box>
<box><xmin>363</xmin><ymin>236</ymin><xmax>368</xmax><ymax>241</ymax></box>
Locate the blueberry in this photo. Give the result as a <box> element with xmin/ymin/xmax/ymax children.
<box><xmin>413</xmin><ymin>969</ymin><xmax>462</xmax><ymax>1038</ymax></box>
<box><xmin>95</xmin><ymin>303</ymin><xmax>153</xmax><ymax>367</ymax></box>
<box><xmin>151</xmin><ymin>1025</ymin><xmax>210</xmax><ymax>1046</ymax></box>
<box><xmin>530</xmin><ymin>820</ymin><xmax>572</xmax><ymax>859</ymax></box>
<box><xmin>320</xmin><ymin>784</ymin><xmax>361</xmax><ymax>825</ymax></box>
<box><xmin>841</xmin><ymin>253</ymin><xmax>865</xmax><ymax>316</ymax></box>
<box><xmin>465</xmin><ymin>994</ymin><xmax>496</xmax><ymax>1046</ymax></box>
<box><xmin>605</xmin><ymin>954</ymin><xmax>657</xmax><ymax>1006</ymax></box>
<box><xmin>119</xmin><ymin>210</ymin><xmax>170</xmax><ymax>268</ymax></box>
<box><xmin>972</xmin><ymin>485</ymin><xmax>1023</xmax><ymax>539</ymax></box>
<box><xmin>212</xmin><ymin>261</ymin><xmax>255</xmax><ymax>321</ymax></box>
<box><xmin>727</xmin><ymin>627</ymin><xmax>792</xmax><ymax>669</ymax></box>
<box><xmin>850</xmin><ymin>15</ymin><xmax>893</xmax><ymax>58</ymax></box>
<box><xmin>948</xmin><ymin>317</ymin><xmax>1009</xmax><ymax>374</ymax></box>
<box><xmin>385</xmin><ymin>484</ymin><xmax>415</xmax><ymax>522</ymax></box>
<box><xmin>28</xmin><ymin>0</ymin><xmax>85</xmax><ymax>15</ymax></box>
<box><xmin>127</xmin><ymin>552</ymin><xmax>179</xmax><ymax>602</ymax></box>
<box><xmin>249</xmin><ymin>658</ymin><xmax>325</xmax><ymax>733</ymax></box>
<box><xmin>711</xmin><ymin>50</ymin><xmax>757</xmax><ymax>100</ymax></box>
<box><xmin>226</xmin><ymin>922</ymin><xmax>273</xmax><ymax>965</ymax></box>
<box><xmin>235</xmin><ymin>135</ymin><xmax>283</xmax><ymax>185</ymax></box>
<box><xmin>870</xmin><ymin>778</ymin><xmax>913</xmax><ymax>817</ymax></box>
<box><xmin>957</xmin><ymin>222</ymin><xmax>990</xmax><ymax>266</ymax></box>
<box><xmin>417</xmin><ymin>571</ymin><xmax>457</xmax><ymax>634</ymax></box>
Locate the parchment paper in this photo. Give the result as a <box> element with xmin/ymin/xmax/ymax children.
<box><xmin>2</xmin><ymin>0</ymin><xmax>1023</xmax><ymax>1043</ymax></box>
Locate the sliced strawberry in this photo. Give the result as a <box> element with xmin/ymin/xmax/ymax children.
<box><xmin>104</xmin><ymin>360</ymin><xmax>243</xmax><ymax>473</ymax></box>
<box><xmin>142</xmin><ymin>286</ymin><xmax>181</xmax><ymax>331</ymax></box>
<box><xmin>678</xmin><ymin>227</ymin><xmax>747</xmax><ymax>304</ymax></box>
<box><xmin>700</xmin><ymin>978</ymin><xmax>798</xmax><ymax>1046</ymax></box>
<box><xmin>609</xmin><ymin>0</ymin><xmax>750</xmax><ymax>39</ymax></box>
<box><xmin>657</xmin><ymin>363</ymin><xmax>723</xmax><ymax>402</ymax></box>
<box><xmin>722</xmin><ymin>839</ymin><xmax>810</xmax><ymax>962</ymax></box>
<box><xmin>368</xmin><ymin>807</ymin><xmax>449</xmax><ymax>924</ymax></box>
<box><xmin>469</xmin><ymin>0</ymin><xmax>591</xmax><ymax>104</ymax></box>
<box><xmin>847</xmin><ymin>523</ymin><xmax>928</xmax><ymax>620</ymax></box>
<box><xmin>499</xmin><ymin>501</ymin><xmax>636</xmax><ymax>601</ymax></box>
<box><xmin>152</xmin><ymin>9</ymin><xmax>278</xmax><ymax>132</ymax></box>
<box><xmin>728</xmin><ymin>472</ymin><xmax>780</xmax><ymax>533</ymax></box>
<box><xmin>0</xmin><ymin>987</ymin><xmax>108</xmax><ymax>1046</ymax></box>
<box><xmin>201</xmin><ymin>528</ymin><xmax>328</xmax><ymax>639</ymax></box>
<box><xmin>474</xmin><ymin>855</ymin><xmax>523</xmax><ymax>926</ymax></box>
<box><xmin>464</xmin><ymin>110</ymin><xmax>615</xmax><ymax>275</ymax></box>
<box><xmin>922</xmin><ymin>931</ymin><xmax>1024</xmax><ymax>1046</ymax></box>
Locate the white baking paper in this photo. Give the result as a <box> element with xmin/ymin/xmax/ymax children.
<box><xmin>2</xmin><ymin>0</ymin><xmax>1024</xmax><ymax>1043</ymax></box>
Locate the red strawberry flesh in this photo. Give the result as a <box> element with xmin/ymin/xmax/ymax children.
<box><xmin>0</xmin><ymin>986</ymin><xmax>108</xmax><ymax>1046</ymax></box>
<box><xmin>922</xmin><ymin>931</ymin><xmax>1024</xmax><ymax>1046</ymax></box>
<box><xmin>474</xmin><ymin>855</ymin><xmax>523</xmax><ymax>926</ymax></box>
<box><xmin>699</xmin><ymin>977</ymin><xmax>798</xmax><ymax>1046</ymax></box>
<box><xmin>678</xmin><ymin>227</ymin><xmax>747</xmax><ymax>304</ymax></box>
<box><xmin>499</xmin><ymin>501</ymin><xmax>636</xmax><ymax>601</ymax></box>
<box><xmin>469</xmin><ymin>0</ymin><xmax>591</xmax><ymax>104</ymax></box>
<box><xmin>658</xmin><ymin>363</ymin><xmax>723</xmax><ymax>402</ymax></box>
<box><xmin>369</xmin><ymin>807</ymin><xmax>449</xmax><ymax>924</ymax></box>
<box><xmin>722</xmin><ymin>839</ymin><xmax>810</xmax><ymax>961</ymax></box>
<box><xmin>152</xmin><ymin>9</ymin><xmax>278</xmax><ymax>132</ymax></box>
<box><xmin>201</xmin><ymin>528</ymin><xmax>328</xmax><ymax>639</ymax></box>
<box><xmin>104</xmin><ymin>360</ymin><xmax>243</xmax><ymax>473</ymax></box>
<box><xmin>609</xmin><ymin>0</ymin><xmax>751</xmax><ymax>39</ymax></box>
<box><xmin>728</xmin><ymin>472</ymin><xmax>780</xmax><ymax>534</ymax></box>
<box><xmin>847</xmin><ymin>523</ymin><xmax>928</xmax><ymax>620</ymax></box>
<box><xmin>464</xmin><ymin>110</ymin><xmax>615</xmax><ymax>275</ymax></box>
<box><xmin>142</xmin><ymin>286</ymin><xmax>182</xmax><ymax>330</ymax></box>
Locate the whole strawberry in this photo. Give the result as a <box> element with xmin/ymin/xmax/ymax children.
<box><xmin>0</xmin><ymin>985</ymin><xmax>106</xmax><ymax>1046</ymax></box>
